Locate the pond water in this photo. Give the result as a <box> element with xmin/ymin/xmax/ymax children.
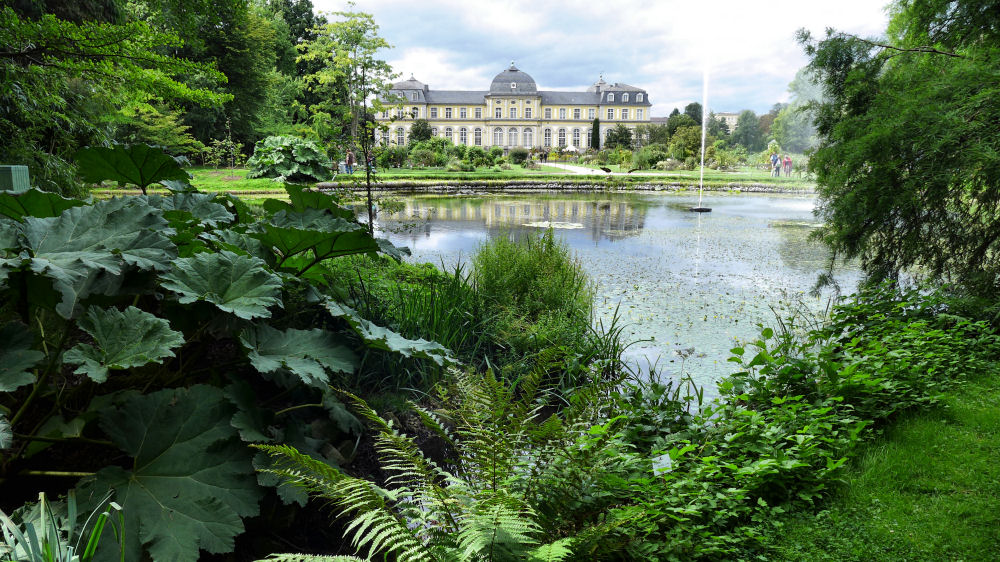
<box><xmin>375</xmin><ymin>191</ymin><xmax>860</xmax><ymax>393</ymax></box>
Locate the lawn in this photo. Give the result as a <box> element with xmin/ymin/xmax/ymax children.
<box><xmin>762</xmin><ymin>372</ymin><xmax>1000</xmax><ymax>561</ymax></box>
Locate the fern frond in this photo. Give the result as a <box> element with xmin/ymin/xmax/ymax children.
<box><xmin>257</xmin><ymin>555</ymin><xmax>364</xmax><ymax>561</ymax></box>
<box><xmin>458</xmin><ymin>495</ymin><xmax>541</xmax><ymax>560</ymax></box>
<box><xmin>528</xmin><ymin>537</ymin><xmax>576</xmax><ymax>562</ymax></box>
<box><xmin>254</xmin><ymin>444</ymin><xmax>432</xmax><ymax>562</ymax></box>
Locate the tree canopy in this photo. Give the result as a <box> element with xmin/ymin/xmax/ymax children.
<box><xmin>803</xmin><ymin>0</ymin><xmax>1000</xmax><ymax>293</ymax></box>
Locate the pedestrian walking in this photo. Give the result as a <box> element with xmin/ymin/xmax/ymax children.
<box><xmin>346</xmin><ymin>148</ymin><xmax>356</xmax><ymax>174</ymax></box>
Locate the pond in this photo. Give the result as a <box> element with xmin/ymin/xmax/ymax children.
<box><xmin>375</xmin><ymin>191</ymin><xmax>860</xmax><ymax>393</ymax></box>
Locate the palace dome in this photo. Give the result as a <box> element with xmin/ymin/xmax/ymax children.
<box><xmin>489</xmin><ymin>62</ymin><xmax>537</xmax><ymax>94</ymax></box>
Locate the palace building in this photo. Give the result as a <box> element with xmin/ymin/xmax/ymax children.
<box><xmin>378</xmin><ymin>62</ymin><xmax>651</xmax><ymax>150</ymax></box>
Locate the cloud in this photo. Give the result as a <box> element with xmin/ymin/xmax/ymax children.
<box><xmin>314</xmin><ymin>0</ymin><xmax>890</xmax><ymax>114</ymax></box>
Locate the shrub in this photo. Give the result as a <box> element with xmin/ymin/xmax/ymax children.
<box><xmin>632</xmin><ymin>144</ymin><xmax>669</xmax><ymax>169</ymax></box>
<box><xmin>466</xmin><ymin>146</ymin><xmax>488</xmax><ymax>167</ymax></box>
<box><xmin>409</xmin><ymin>147</ymin><xmax>441</xmax><ymax>167</ymax></box>
<box><xmin>246</xmin><ymin>135</ymin><xmax>332</xmax><ymax>182</ymax></box>
<box><xmin>655</xmin><ymin>158</ymin><xmax>683</xmax><ymax>170</ymax></box>
<box><xmin>377</xmin><ymin>144</ymin><xmax>409</xmax><ymax>168</ymax></box>
<box><xmin>446</xmin><ymin>158</ymin><xmax>475</xmax><ymax>172</ymax></box>
<box><xmin>509</xmin><ymin>147</ymin><xmax>529</xmax><ymax>164</ymax></box>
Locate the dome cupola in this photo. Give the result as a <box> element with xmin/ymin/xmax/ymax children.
<box><xmin>489</xmin><ymin>61</ymin><xmax>537</xmax><ymax>94</ymax></box>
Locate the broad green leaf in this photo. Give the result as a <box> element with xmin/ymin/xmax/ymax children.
<box><xmin>262</xmin><ymin>184</ymin><xmax>354</xmax><ymax>218</ymax></box>
<box><xmin>160</xmin><ymin>250</ymin><xmax>283</xmax><ymax>319</ymax></box>
<box><xmin>239</xmin><ymin>324</ymin><xmax>357</xmax><ymax>388</ymax></box>
<box><xmin>75</xmin><ymin>145</ymin><xmax>189</xmax><ymax>192</ymax></box>
<box><xmin>0</xmin><ymin>219</ymin><xmax>18</xmax><ymax>251</ymax></box>
<box><xmin>142</xmin><ymin>193</ymin><xmax>234</xmax><ymax>226</ymax></box>
<box><xmin>253</xmin><ymin>210</ymin><xmax>381</xmax><ymax>267</ymax></box>
<box><xmin>20</xmin><ymin>198</ymin><xmax>176</xmax><ymax>317</ymax></box>
<box><xmin>324</xmin><ymin>300</ymin><xmax>455</xmax><ymax>366</ymax></box>
<box><xmin>0</xmin><ymin>322</ymin><xmax>44</xmax><ymax>392</ymax></box>
<box><xmin>77</xmin><ymin>386</ymin><xmax>261</xmax><ymax>561</ymax></box>
<box><xmin>63</xmin><ymin>306</ymin><xmax>184</xmax><ymax>383</ymax></box>
<box><xmin>224</xmin><ymin>381</ymin><xmax>275</xmax><ymax>443</ymax></box>
<box><xmin>0</xmin><ymin>413</ymin><xmax>11</xmax><ymax>449</ymax></box>
<box><xmin>204</xmin><ymin>229</ymin><xmax>273</xmax><ymax>263</ymax></box>
<box><xmin>377</xmin><ymin>237</ymin><xmax>409</xmax><ymax>261</ymax></box>
<box><xmin>0</xmin><ymin>188</ymin><xmax>86</xmax><ymax>220</ymax></box>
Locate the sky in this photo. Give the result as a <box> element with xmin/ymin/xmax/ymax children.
<box><xmin>312</xmin><ymin>0</ymin><xmax>891</xmax><ymax>117</ymax></box>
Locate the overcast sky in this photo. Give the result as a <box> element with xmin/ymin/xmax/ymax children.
<box><xmin>313</xmin><ymin>0</ymin><xmax>890</xmax><ymax>116</ymax></box>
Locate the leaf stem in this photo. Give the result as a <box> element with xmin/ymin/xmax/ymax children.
<box><xmin>13</xmin><ymin>433</ymin><xmax>115</xmax><ymax>447</ymax></box>
<box><xmin>19</xmin><ymin>470</ymin><xmax>95</xmax><ymax>478</ymax></box>
<box><xmin>274</xmin><ymin>403</ymin><xmax>324</xmax><ymax>416</ymax></box>
<box><xmin>10</xmin><ymin>319</ymin><xmax>72</xmax><ymax>427</ymax></box>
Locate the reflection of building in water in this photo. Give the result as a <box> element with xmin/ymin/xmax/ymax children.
<box><xmin>387</xmin><ymin>198</ymin><xmax>647</xmax><ymax>241</ymax></box>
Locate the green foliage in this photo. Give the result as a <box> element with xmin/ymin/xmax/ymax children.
<box><xmin>590</xmin><ymin>118</ymin><xmax>600</xmax><ymax>149</ymax></box>
<box><xmin>666</xmin><ymin>112</ymin><xmax>697</xmax><ymax>137</ymax></box>
<box><xmin>669</xmin><ymin>125</ymin><xmax>712</xmax><ymax>161</ymax></box>
<box><xmin>509</xmin><ymin>147</ymin><xmax>529</xmax><ymax>165</ymax></box>
<box><xmin>730</xmin><ymin>109</ymin><xmax>765</xmax><ymax>151</ymax></box>
<box><xmin>408</xmin><ymin>119</ymin><xmax>432</xmax><ymax>142</ymax></box>
<box><xmin>800</xmin><ymin>1</ymin><xmax>1000</xmax><ymax>293</ymax></box>
<box><xmin>75</xmin><ymin>144</ymin><xmax>190</xmax><ymax>194</ymax></box>
<box><xmin>0</xmin><ymin>145</ymin><xmax>451</xmax><ymax>561</ymax></box>
<box><xmin>63</xmin><ymin>306</ymin><xmax>185</xmax><ymax>383</ymax></box>
<box><xmin>683</xmin><ymin>101</ymin><xmax>703</xmax><ymax>125</ymax></box>
<box><xmin>604</xmin><ymin>124</ymin><xmax>633</xmax><ymax>150</ymax></box>
<box><xmin>0</xmin><ymin>491</ymin><xmax>124</xmax><ymax>562</ymax></box>
<box><xmin>247</xmin><ymin>136</ymin><xmax>333</xmax><ymax>182</ymax></box>
<box><xmin>0</xmin><ymin>6</ymin><xmax>228</xmax><ymax>194</ymax></box>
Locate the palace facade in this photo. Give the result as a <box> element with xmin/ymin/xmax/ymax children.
<box><xmin>378</xmin><ymin>62</ymin><xmax>651</xmax><ymax>150</ymax></box>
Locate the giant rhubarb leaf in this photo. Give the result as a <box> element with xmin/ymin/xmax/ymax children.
<box><xmin>77</xmin><ymin>386</ymin><xmax>261</xmax><ymax>561</ymax></box>
<box><xmin>75</xmin><ymin>145</ymin><xmax>189</xmax><ymax>193</ymax></box>
<box><xmin>239</xmin><ymin>324</ymin><xmax>357</xmax><ymax>388</ymax></box>
<box><xmin>160</xmin><ymin>250</ymin><xmax>283</xmax><ymax>319</ymax></box>
<box><xmin>0</xmin><ymin>322</ymin><xmax>44</xmax><ymax>392</ymax></box>
<box><xmin>324</xmin><ymin>300</ymin><xmax>455</xmax><ymax>366</ymax></box>
<box><xmin>63</xmin><ymin>306</ymin><xmax>184</xmax><ymax>383</ymax></box>
<box><xmin>20</xmin><ymin>197</ymin><xmax>176</xmax><ymax>318</ymax></box>
<box><xmin>262</xmin><ymin>184</ymin><xmax>355</xmax><ymax>218</ymax></box>
<box><xmin>142</xmin><ymin>192</ymin><xmax>234</xmax><ymax>226</ymax></box>
<box><xmin>0</xmin><ymin>188</ymin><xmax>86</xmax><ymax>221</ymax></box>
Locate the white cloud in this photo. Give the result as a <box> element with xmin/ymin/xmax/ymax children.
<box><xmin>313</xmin><ymin>0</ymin><xmax>891</xmax><ymax>114</ymax></box>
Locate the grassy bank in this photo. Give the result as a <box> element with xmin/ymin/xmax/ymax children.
<box><xmin>761</xmin><ymin>372</ymin><xmax>1000</xmax><ymax>560</ymax></box>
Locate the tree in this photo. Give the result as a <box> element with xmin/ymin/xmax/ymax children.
<box><xmin>409</xmin><ymin>119</ymin><xmax>432</xmax><ymax>142</ymax></box>
<box><xmin>299</xmin><ymin>9</ymin><xmax>395</xmax><ymax>235</ymax></box>
<box><xmin>669</xmin><ymin>107</ymin><xmax>680</xmax><ymax>117</ymax></box>
<box><xmin>706</xmin><ymin>112</ymin><xmax>730</xmax><ymax>138</ymax></box>
<box><xmin>758</xmin><ymin>103</ymin><xmax>785</xmax><ymax>140</ymax></box>
<box><xmin>802</xmin><ymin>0</ymin><xmax>1000</xmax><ymax>292</ymax></box>
<box><xmin>604</xmin><ymin>124</ymin><xmax>633</xmax><ymax>150</ymax></box>
<box><xmin>666</xmin><ymin>113</ymin><xmax>696</xmax><ymax>137</ymax></box>
<box><xmin>591</xmin><ymin>118</ymin><xmax>600</xmax><ymax>149</ymax></box>
<box><xmin>770</xmin><ymin>68</ymin><xmax>824</xmax><ymax>153</ymax></box>
<box><xmin>669</xmin><ymin>125</ymin><xmax>712</xmax><ymax>160</ymax></box>
<box><xmin>684</xmin><ymin>102</ymin><xmax>703</xmax><ymax>125</ymax></box>
<box><xmin>0</xmin><ymin>6</ymin><xmax>228</xmax><ymax>192</ymax></box>
<box><xmin>730</xmin><ymin>110</ymin><xmax>765</xmax><ymax>151</ymax></box>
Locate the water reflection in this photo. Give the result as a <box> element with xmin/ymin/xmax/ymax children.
<box><xmin>375</xmin><ymin>191</ymin><xmax>859</xmax><ymax>395</ymax></box>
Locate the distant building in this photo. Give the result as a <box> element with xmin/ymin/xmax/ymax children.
<box><xmin>378</xmin><ymin>62</ymin><xmax>652</xmax><ymax>150</ymax></box>
<box><xmin>715</xmin><ymin>112</ymin><xmax>740</xmax><ymax>132</ymax></box>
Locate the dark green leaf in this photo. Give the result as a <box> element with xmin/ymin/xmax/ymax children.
<box><xmin>75</xmin><ymin>145</ymin><xmax>190</xmax><ymax>192</ymax></box>
<box><xmin>143</xmin><ymin>193</ymin><xmax>234</xmax><ymax>226</ymax></box>
<box><xmin>239</xmin><ymin>324</ymin><xmax>357</xmax><ymax>388</ymax></box>
<box><xmin>0</xmin><ymin>322</ymin><xmax>44</xmax><ymax>392</ymax></box>
<box><xmin>0</xmin><ymin>413</ymin><xmax>11</xmax><ymax>449</ymax></box>
<box><xmin>63</xmin><ymin>306</ymin><xmax>184</xmax><ymax>383</ymax></box>
<box><xmin>78</xmin><ymin>386</ymin><xmax>261</xmax><ymax>561</ymax></box>
<box><xmin>324</xmin><ymin>300</ymin><xmax>455</xmax><ymax>366</ymax></box>
<box><xmin>0</xmin><ymin>188</ymin><xmax>87</xmax><ymax>221</ymax></box>
<box><xmin>160</xmin><ymin>250</ymin><xmax>283</xmax><ymax>319</ymax></box>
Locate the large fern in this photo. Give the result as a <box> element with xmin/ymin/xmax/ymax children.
<box><xmin>257</xmin><ymin>365</ymin><xmax>630</xmax><ymax>560</ymax></box>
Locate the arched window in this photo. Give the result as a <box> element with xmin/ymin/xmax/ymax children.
<box><xmin>508</xmin><ymin>127</ymin><xmax>518</xmax><ymax>146</ymax></box>
<box><xmin>396</xmin><ymin>127</ymin><xmax>405</xmax><ymax>145</ymax></box>
<box><xmin>474</xmin><ymin>128</ymin><xmax>482</xmax><ymax>146</ymax></box>
<box><xmin>493</xmin><ymin>127</ymin><xmax>503</xmax><ymax>146</ymax></box>
<box><xmin>445</xmin><ymin>127</ymin><xmax>453</xmax><ymax>142</ymax></box>
<box><xmin>522</xmin><ymin>128</ymin><xmax>533</xmax><ymax>147</ymax></box>
<box><xmin>543</xmin><ymin>128</ymin><xmax>552</xmax><ymax>147</ymax></box>
<box><xmin>623</xmin><ymin>93</ymin><xmax>629</xmax><ymax>102</ymax></box>
<box><xmin>572</xmin><ymin>128</ymin><xmax>580</xmax><ymax>147</ymax></box>
<box><xmin>431</xmin><ymin>127</ymin><xmax>438</xmax><ymax>136</ymax></box>
<box><xmin>381</xmin><ymin>130</ymin><xmax>389</xmax><ymax>145</ymax></box>
<box><xmin>557</xmin><ymin>128</ymin><xmax>566</xmax><ymax>147</ymax></box>
<box><xmin>459</xmin><ymin>127</ymin><xmax>468</xmax><ymax>145</ymax></box>
<box><xmin>607</xmin><ymin>93</ymin><xmax>614</xmax><ymax>102</ymax></box>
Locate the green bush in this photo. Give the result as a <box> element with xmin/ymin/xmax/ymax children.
<box><xmin>508</xmin><ymin>147</ymin><xmax>529</xmax><ymax>164</ymax></box>
<box><xmin>377</xmin><ymin>144</ymin><xmax>409</xmax><ymax>168</ymax></box>
<box><xmin>632</xmin><ymin>144</ymin><xmax>669</xmax><ymax>169</ymax></box>
<box><xmin>409</xmin><ymin>147</ymin><xmax>442</xmax><ymax>167</ymax></box>
<box><xmin>246</xmin><ymin>135</ymin><xmax>333</xmax><ymax>182</ymax></box>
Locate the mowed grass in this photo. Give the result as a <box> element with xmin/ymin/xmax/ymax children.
<box><xmin>764</xmin><ymin>373</ymin><xmax>1000</xmax><ymax>561</ymax></box>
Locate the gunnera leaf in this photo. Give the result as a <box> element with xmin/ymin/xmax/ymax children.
<box><xmin>0</xmin><ymin>188</ymin><xmax>86</xmax><ymax>221</ymax></box>
<box><xmin>239</xmin><ymin>324</ymin><xmax>357</xmax><ymax>388</ymax></box>
<box><xmin>75</xmin><ymin>144</ymin><xmax>190</xmax><ymax>193</ymax></box>
<box><xmin>76</xmin><ymin>385</ymin><xmax>261</xmax><ymax>561</ymax></box>
<box><xmin>142</xmin><ymin>193</ymin><xmax>234</xmax><ymax>227</ymax></box>
<box><xmin>63</xmin><ymin>306</ymin><xmax>185</xmax><ymax>383</ymax></box>
<box><xmin>160</xmin><ymin>250</ymin><xmax>283</xmax><ymax>319</ymax></box>
<box><xmin>0</xmin><ymin>321</ymin><xmax>45</xmax><ymax>392</ymax></box>
<box><xmin>262</xmin><ymin>184</ymin><xmax>355</xmax><ymax>219</ymax></box>
<box><xmin>324</xmin><ymin>300</ymin><xmax>455</xmax><ymax>366</ymax></box>
<box><xmin>21</xmin><ymin>197</ymin><xmax>177</xmax><ymax>318</ymax></box>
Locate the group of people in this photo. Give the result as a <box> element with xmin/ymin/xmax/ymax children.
<box><xmin>769</xmin><ymin>152</ymin><xmax>793</xmax><ymax>177</ymax></box>
<box><xmin>339</xmin><ymin>148</ymin><xmax>374</xmax><ymax>175</ymax></box>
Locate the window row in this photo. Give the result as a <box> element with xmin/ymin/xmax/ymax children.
<box><xmin>606</xmin><ymin>92</ymin><xmax>643</xmax><ymax>103</ymax></box>
<box><xmin>386</xmin><ymin>107</ymin><xmax>643</xmax><ymax>121</ymax></box>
